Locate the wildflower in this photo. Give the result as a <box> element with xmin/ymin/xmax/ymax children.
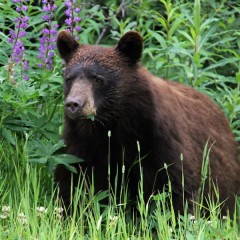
<box><xmin>0</xmin><ymin>214</ymin><xmax>8</xmax><ymax>220</ymax></box>
<box><xmin>189</xmin><ymin>214</ymin><xmax>197</xmax><ymax>224</ymax></box>
<box><xmin>36</xmin><ymin>206</ymin><xmax>48</xmax><ymax>217</ymax></box>
<box><xmin>53</xmin><ymin>207</ymin><xmax>64</xmax><ymax>219</ymax></box>
<box><xmin>0</xmin><ymin>206</ymin><xmax>11</xmax><ymax>219</ymax></box>
<box><xmin>64</xmin><ymin>0</ymin><xmax>81</xmax><ymax>39</ymax></box>
<box><xmin>54</xmin><ymin>207</ymin><xmax>63</xmax><ymax>214</ymax></box>
<box><xmin>8</xmin><ymin>0</ymin><xmax>29</xmax><ymax>81</ymax></box>
<box><xmin>36</xmin><ymin>206</ymin><xmax>48</xmax><ymax>213</ymax></box>
<box><xmin>2</xmin><ymin>206</ymin><xmax>10</xmax><ymax>213</ymax></box>
<box><xmin>38</xmin><ymin>1</ymin><xmax>58</xmax><ymax>70</ymax></box>
<box><xmin>189</xmin><ymin>215</ymin><xmax>195</xmax><ymax>220</ymax></box>
<box><xmin>18</xmin><ymin>212</ymin><xmax>27</xmax><ymax>225</ymax></box>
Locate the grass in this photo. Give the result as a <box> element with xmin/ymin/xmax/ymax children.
<box><xmin>0</xmin><ymin>177</ymin><xmax>239</xmax><ymax>239</ymax></box>
<box><xmin>0</xmin><ymin>139</ymin><xmax>240</xmax><ymax>239</ymax></box>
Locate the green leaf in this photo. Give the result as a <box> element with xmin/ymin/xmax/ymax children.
<box><xmin>149</xmin><ymin>31</ymin><xmax>167</xmax><ymax>48</ymax></box>
<box><xmin>205</xmin><ymin>57</ymin><xmax>238</xmax><ymax>71</ymax></box>
<box><xmin>51</xmin><ymin>154</ymin><xmax>84</xmax><ymax>165</ymax></box>
<box><xmin>193</xmin><ymin>0</ymin><xmax>201</xmax><ymax>34</ymax></box>
<box><xmin>198</xmin><ymin>25</ymin><xmax>217</xmax><ymax>50</ymax></box>
<box><xmin>178</xmin><ymin>30</ymin><xmax>194</xmax><ymax>45</ymax></box>
<box><xmin>87</xmin><ymin>114</ymin><xmax>95</xmax><ymax>121</ymax></box>
<box><xmin>2</xmin><ymin>128</ymin><xmax>16</xmax><ymax>145</ymax></box>
<box><xmin>47</xmin><ymin>154</ymin><xmax>84</xmax><ymax>174</ymax></box>
<box><xmin>29</xmin><ymin>157</ymin><xmax>48</xmax><ymax>164</ymax></box>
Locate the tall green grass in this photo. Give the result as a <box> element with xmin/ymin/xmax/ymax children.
<box><xmin>0</xmin><ymin>139</ymin><xmax>239</xmax><ymax>239</ymax></box>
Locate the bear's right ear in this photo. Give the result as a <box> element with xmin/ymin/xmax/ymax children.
<box><xmin>57</xmin><ymin>30</ymin><xmax>80</xmax><ymax>63</ymax></box>
<box><xmin>116</xmin><ymin>31</ymin><xmax>143</xmax><ymax>64</ymax></box>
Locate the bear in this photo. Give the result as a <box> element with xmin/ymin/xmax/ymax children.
<box><xmin>55</xmin><ymin>29</ymin><xmax>240</xmax><ymax>216</ymax></box>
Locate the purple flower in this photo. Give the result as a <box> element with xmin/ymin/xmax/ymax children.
<box><xmin>23</xmin><ymin>74</ymin><xmax>29</xmax><ymax>81</ymax></box>
<box><xmin>8</xmin><ymin>0</ymin><xmax>29</xmax><ymax>81</ymax></box>
<box><xmin>38</xmin><ymin>1</ymin><xmax>58</xmax><ymax>70</ymax></box>
<box><xmin>64</xmin><ymin>0</ymin><xmax>81</xmax><ymax>35</ymax></box>
<box><xmin>42</xmin><ymin>15</ymin><xmax>50</xmax><ymax>21</ymax></box>
<box><xmin>23</xmin><ymin>60</ymin><xmax>28</xmax><ymax>71</ymax></box>
<box><xmin>43</xmin><ymin>4</ymin><xmax>50</xmax><ymax>12</ymax></box>
<box><xmin>19</xmin><ymin>31</ymin><xmax>26</xmax><ymax>37</ymax></box>
<box><xmin>64</xmin><ymin>9</ymin><xmax>71</xmax><ymax>17</ymax></box>
<box><xmin>22</xmin><ymin>5</ymin><xmax>28</xmax><ymax>11</ymax></box>
<box><xmin>75</xmin><ymin>7</ymin><xmax>80</xmax><ymax>13</ymax></box>
<box><xmin>75</xmin><ymin>26</ymin><xmax>81</xmax><ymax>32</ymax></box>
<box><xmin>74</xmin><ymin>17</ymin><xmax>81</xmax><ymax>22</ymax></box>
<box><xmin>65</xmin><ymin>0</ymin><xmax>71</xmax><ymax>8</ymax></box>
<box><xmin>65</xmin><ymin>18</ymin><xmax>72</xmax><ymax>26</ymax></box>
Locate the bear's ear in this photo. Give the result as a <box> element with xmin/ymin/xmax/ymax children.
<box><xmin>116</xmin><ymin>31</ymin><xmax>143</xmax><ymax>64</ymax></box>
<box><xmin>57</xmin><ymin>30</ymin><xmax>80</xmax><ymax>63</ymax></box>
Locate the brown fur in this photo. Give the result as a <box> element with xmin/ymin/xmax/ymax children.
<box><xmin>55</xmin><ymin>30</ymin><xmax>240</xmax><ymax>216</ymax></box>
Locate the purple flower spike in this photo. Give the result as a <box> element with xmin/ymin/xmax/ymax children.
<box><xmin>38</xmin><ymin>1</ymin><xmax>58</xmax><ymax>70</ymax></box>
<box><xmin>64</xmin><ymin>0</ymin><xmax>81</xmax><ymax>36</ymax></box>
<box><xmin>8</xmin><ymin>0</ymin><xmax>29</xmax><ymax>81</ymax></box>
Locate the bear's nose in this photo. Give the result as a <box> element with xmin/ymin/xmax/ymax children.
<box><xmin>65</xmin><ymin>97</ymin><xmax>85</xmax><ymax>114</ymax></box>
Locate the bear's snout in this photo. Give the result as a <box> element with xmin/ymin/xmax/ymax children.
<box><xmin>65</xmin><ymin>96</ymin><xmax>96</xmax><ymax>120</ymax></box>
<box><xmin>65</xmin><ymin>80</ymin><xmax>97</xmax><ymax>120</ymax></box>
<box><xmin>65</xmin><ymin>97</ymin><xmax>85</xmax><ymax>119</ymax></box>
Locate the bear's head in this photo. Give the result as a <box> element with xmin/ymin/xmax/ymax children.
<box><xmin>57</xmin><ymin>30</ymin><xmax>143</xmax><ymax>122</ymax></box>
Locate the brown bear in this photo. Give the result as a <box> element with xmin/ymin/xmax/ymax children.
<box><xmin>55</xmin><ymin>30</ymin><xmax>240</xmax><ymax>216</ymax></box>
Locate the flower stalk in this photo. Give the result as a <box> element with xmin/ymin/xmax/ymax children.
<box><xmin>8</xmin><ymin>0</ymin><xmax>29</xmax><ymax>82</ymax></box>
<box><xmin>38</xmin><ymin>0</ymin><xmax>58</xmax><ymax>70</ymax></box>
<box><xmin>64</xmin><ymin>0</ymin><xmax>81</xmax><ymax>39</ymax></box>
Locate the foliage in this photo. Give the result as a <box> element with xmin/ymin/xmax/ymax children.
<box><xmin>0</xmin><ymin>0</ymin><xmax>239</xmax><ymax>238</ymax></box>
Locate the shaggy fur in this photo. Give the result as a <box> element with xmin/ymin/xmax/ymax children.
<box><xmin>55</xmin><ymin>30</ymin><xmax>240</xmax><ymax>216</ymax></box>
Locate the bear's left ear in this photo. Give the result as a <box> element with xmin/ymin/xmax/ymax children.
<box><xmin>116</xmin><ymin>31</ymin><xmax>143</xmax><ymax>64</ymax></box>
<box><xmin>57</xmin><ymin>30</ymin><xmax>80</xmax><ymax>63</ymax></box>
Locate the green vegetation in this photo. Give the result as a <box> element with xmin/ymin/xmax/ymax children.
<box><xmin>0</xmin><ymin>0</ymin><xmax>239</xmax><ymax>239</ymax></box>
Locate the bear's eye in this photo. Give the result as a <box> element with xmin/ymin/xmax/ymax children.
<box><xmin>65</xmin><ymin>77</ymin><xmax>72</xmax><ymax>85</ymax></box>
<box><xmin>92</xmin><ymin>74</ymin><xmax>104</xmax><ymax>85</ymax></box>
